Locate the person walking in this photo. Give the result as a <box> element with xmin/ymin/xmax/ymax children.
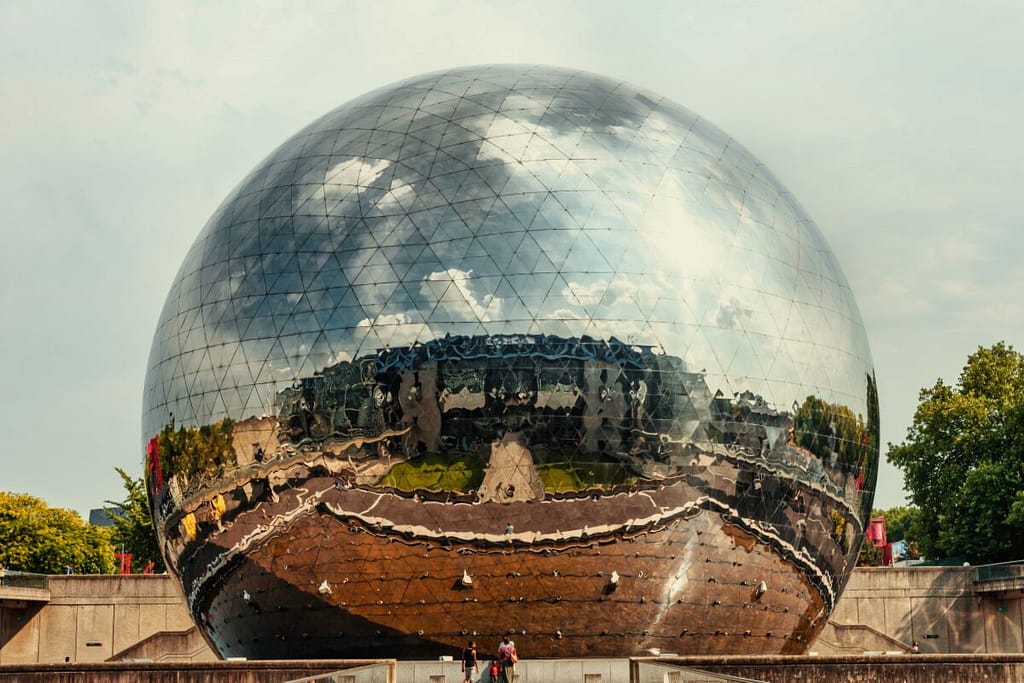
<box><xmin>497</xmin><ymin>634</ymin><xmax>518</xmax><ymax>683</ymax></box>
<box><xmin>461</xmin><ymin>640</ymin><xmax>478</xmax><ymax>682</ymax></box>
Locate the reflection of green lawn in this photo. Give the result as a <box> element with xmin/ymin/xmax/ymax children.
<box><xmin>379</xmin><ymin>452</ymin><xmax>485</xmax><ymax>492</ymax></box>
<box><xmin>536</xmin><ymin>462</ymin><xmax>636</xmax><ymax>492</ymax></box>
<box><xmin>379</xmin><ymin>450</ymin><xmax>637</xmax><ymax>493</ymax></box>
<box><xmin>536</xmin><ymin>464</ymin><xmax>582</xmax><ymax>492</ymax></box>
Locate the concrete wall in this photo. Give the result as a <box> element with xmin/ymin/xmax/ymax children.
<box><xmin>0</xmin><ymin>660</ymin><xmax>394</xmax><ymax>683</ymax></box>
<box><xmin>0</xmin><ymin>575</ymin><xmax>214</xmax><ymax>665</ymax></box>
<box><xmin>636</xmin><ymin>655</ymin><xmax>1024</xmax><ymax>683</ymax></box>
<box><xmin>828</xmin><ymin>565</ymin><xmax>1024</xmax><ymax>654</ymax></box>
<box><xmin>4</xmin><ymin>656</ymin><xmax>1024</xmax><ymax>683</ymax></box>
<box><xmin>2</xmin><ymin>567</ymin><xmax>1023</xmax><ymax>666</ymax></box>
<box><xmin>396</xmin><ymin>657</ymin><xmax>627</xmax><ymax>683</ymax></box>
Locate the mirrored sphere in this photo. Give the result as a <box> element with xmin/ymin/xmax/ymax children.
<box><xmin>143</xmin><ymin>64</ymin><xmax>878</xmax><ymax>659</ymax></box>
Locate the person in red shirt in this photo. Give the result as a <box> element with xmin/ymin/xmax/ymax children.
<box><xmin>497</xmin><ymin>635</ymin><xmax>518</xmax><ymax>682</ymax></box>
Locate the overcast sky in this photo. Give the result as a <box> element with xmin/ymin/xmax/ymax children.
<box><xmin>1</xmin><ymin>1</ymin><xmax>1021</xmax><ymax>517</ymax></box>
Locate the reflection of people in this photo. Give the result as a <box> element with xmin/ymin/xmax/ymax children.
<box><xmin>461</xmin><ymin>640</ymin><xmax>478</xmax><ymax>682</ymax></box>
<box><xmin>210</xmin><ymin>494</ymin><xmax>227</xmax><ymax>531</ymax></box>
<box><xmin>181</xmin><ymin>512</ymin><xmax>198</xmax><ymax>541</ymax></box>
<box><xmin>498</xmin><ymin>635</ymin><xmax>517</xmax><ymax>683</ymax></box>
<box><xmin>630</xmin><ymin>379</ymin><xmax>648</xmax><ymax>425</ymax></box>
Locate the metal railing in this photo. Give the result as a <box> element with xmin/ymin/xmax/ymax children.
<box><xmin>279</xmin><ymin>662</ymin><xmax>394</xmax><ymax>683</ymax></box>
<box><xmin>0</xmin><ymin>570</ymin><xmax>49</xmax><ymax>590</ymax></box>
<box><xmin>975</xmin><ymin>560</ymin><xmax>1024</xmax><ymax>583</ymax></box>
<box><xmin>633</xmin><ymin>661</ymin><xmax>767</xmax><ymax>683</ymax></box>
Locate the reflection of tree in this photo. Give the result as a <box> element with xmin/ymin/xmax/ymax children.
<box><xmin>862</xmin><ymin>372</ymin><xmax>880</xmax><ymax>508</ymax></box>
<box><xmin>157</xmin><ymin>418</ymin><xmax>236</xmax><ymax>491</ymax></box>
<box><xmin>792</xmin><ymin>395</ymin><xmax>869</xmax><ymax>469</ymax></box>
<box><xmin>830</xmin><ymin>508</ymin><xmax>848</xmax><ymax>551</ymax></box>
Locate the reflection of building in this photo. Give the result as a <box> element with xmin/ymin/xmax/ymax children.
<box><xmin>142</xmin><ymin>65</ymin><xmax>878</xmax><ymax>659</ymax></box>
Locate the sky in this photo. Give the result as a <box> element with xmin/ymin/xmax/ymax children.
<box><xmin>1</xmin><ymin>1</ymin><xmax>1021</xmax><ymax>518</ymax></box>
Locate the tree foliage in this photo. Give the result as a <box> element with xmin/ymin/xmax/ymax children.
<box><xmin>106</xmin><ymin>468</ymin><xmax>165</xmax><ymax>573</ymax></box>
<box><xmin>888</xmin><ymin>342</ymin><xmax>1024</xmax><ymax>563</ymax></box>
<box><xmin>0</xmin><ymin>492</ymin><xmax>114</xmax><ymax>574</ymax></box>
<box><xmin>881</xmin><ymin>505</ymin><xmax>919</xmax><ymax>543</ymax></box>
<box><xmin>857</xmin><ymin>537</ymin><xmax>884</xmax><ymax>566</ymax></box>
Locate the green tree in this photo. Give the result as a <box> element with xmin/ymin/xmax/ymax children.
<box><xmin>0</xmin><ymin>492</ymin><xmax>114</xmax><ymax>574</ymax></box>
<box><xmin>881</xmin><ymin>505</ymin><xmax>920</xmax><ymax>543</ymax></box>
<box><xmin>889</xmin><ymin>342</ymin><xmax>1024</xmax><ymax>563</ymax></box>
<box><xmin>106</xmin><ymin>468</ymin><xmax>165</xmax><ymax>573</ymax></box>
<box><xmin>857</xmin><ymin>537</ymin><xmax>884</xmax><ymax>566</ymax></box>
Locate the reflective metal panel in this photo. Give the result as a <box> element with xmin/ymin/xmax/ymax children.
<box><xmin>143</xmin><ymin>64</ymin><xmax>878</xmax><ymax>659</ymax></box>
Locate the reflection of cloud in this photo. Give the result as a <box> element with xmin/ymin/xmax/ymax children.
<box><xmin>548</xmin><ymin>307</ymin><xmax>586</xmax><ymax>321</ymax></box>
<box><xmin>357</xmin><ymin>312</ymin><xmax>411</xmax><ymax>327</ymax></box>
<box><xmin>328</xmin><ymin>350</ymin><xmax>353</xmax><ymax>364</ymax></box>
<box><xmin>716</xmin><ymin>298</ymin><xmax>753</xmax><ymax>329</ymax></box>
<box><xmin>552</xmin><ymin>276</ymin><xmax>669</xmax><ymax>343</ymax></box>
<box><xmin>350</xmin><ymin>269</ymin><xmax>505</xmax><ymax>348</ymax></box>
<box><xmin>326</xmin><ymin>157</ymin><xmax>391</xmax><ymax>187</ymax></box>
<box><xmin>356</xmin><ymin>312</ymin><xmax>431</xmax><ymax>348</ymax></box>
<box><xmin>562</xmin><ymin>274</ymin><xmax>664</xmax><ymax>313</ymax></box>
<box><xmin>387</xmin><ymin>177</ymin><xmax>416</xmax><ymax>205</ymax></box>
<box><xmin>423</xmin><ymin>268</ymin><xmax>502</xmax><ymax>322</ymax></box>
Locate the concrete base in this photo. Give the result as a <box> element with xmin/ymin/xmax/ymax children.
<box><xmin>4</xmin><ymin>656</ymin><xmax>1024</xmax><ymax>683</ymax></box>
<box><xmin>634</xmin><ymin>654</ymin><xmax>1024</xmax><ymax>683</ymax></box>
<box><xmin>0</xmin><ymin>660</ymin><xmax>394</xmax><ymax>683</ymax></box>
<box><xmin>3</xmin><ymin>567</ymin><xmax>1024</xmax><ymax>667</ymax></box>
